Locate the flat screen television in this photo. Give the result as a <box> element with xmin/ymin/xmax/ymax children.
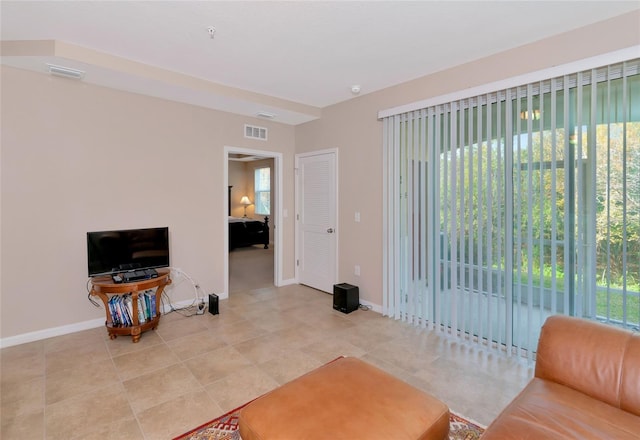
<box><xmin>87</xmin><ymin>227</ymin><xmax>170</xmax><ymax>277</ymax></box>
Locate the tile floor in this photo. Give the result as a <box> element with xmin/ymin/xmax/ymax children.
<box><xmin>1</xmin><ymin>284</ymin><xmax>533</xmax><ymax>439</ymax></box>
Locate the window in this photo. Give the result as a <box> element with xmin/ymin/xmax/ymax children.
<box><xmin>254</xmin><ymin>167</ymin><xmax>271</xmax><ymax>215</ymax></box>
<box><xmin>382</xmin><ymin>58</ymin><xmax>639</xmax><ymax>360</ymax></box>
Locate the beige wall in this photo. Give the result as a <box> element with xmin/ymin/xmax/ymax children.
<box><xmin>228</xmin><ymin>161</ymin><xmax>247</xmax><ymax>217</ymax></box>
<box><xmin>0</xmin><ymin>66</ymin><xmax>295</xmax><ymax>339</ymax></box>
<box><xmin>1</xmin><ymin>11</ymin><xmax>638</xmax><ymax>342</ymax></box>
<box><xmin>294</xmin><ymin>11</ymin><xmax>640</xmax><ymax>307</ymax></box>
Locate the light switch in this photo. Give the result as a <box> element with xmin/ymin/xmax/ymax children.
<box><xmin>355</xmin><ymin>211</ymin><xmax>361</xmax><ymax>222</ymax></box>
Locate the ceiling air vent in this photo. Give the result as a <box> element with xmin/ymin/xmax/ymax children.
<box><xmin>46</xmin><ymin>63</ymin><xmax>85</xmax><ymax>80</ymax></box>
<box><xmin>244</xmin><ymin>124</ymin><xmax>268</xmax><ymax>141</ymax></box>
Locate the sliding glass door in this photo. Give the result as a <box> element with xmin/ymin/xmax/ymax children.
<box><xmin>383</xmin><ymin>59</ymin><xmax>639</xmax><ymax>358</ymax></box>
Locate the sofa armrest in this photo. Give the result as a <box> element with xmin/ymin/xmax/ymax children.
<box><xmin>535</xmin><ymin>315</ymin><xmax>640</xmax><ymax>415</ymax></box>
<box><xmin>621</xmin><ymin>332</ymin><xmax>640</xmax><ymax>416</ymax></box>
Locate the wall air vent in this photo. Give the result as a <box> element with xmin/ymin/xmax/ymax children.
<box><xmin>244</xmin><ymin>124</ymin><xmax>268</xmax><ymax>141</ymax></box>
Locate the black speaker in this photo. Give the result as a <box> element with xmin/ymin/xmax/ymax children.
<box><xmin>208</xmin><ymin>293</ymin><xmax>219</xmax><ymax>315</ymax></box>
<box><xmin>333</xmin><ymin>283</ymin><xmax>359</xmax><ymax>314</ymax></box>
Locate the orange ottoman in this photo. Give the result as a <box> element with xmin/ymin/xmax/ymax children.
<box><xmin>238</xmin><ymin>356</ymin><xmax>450</xmax><ymax>440</ymax></box>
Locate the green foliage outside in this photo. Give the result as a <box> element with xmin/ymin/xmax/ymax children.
<box><xmin>514</xmin><ymin>268</ymin><xmax>640</xmax><ymax>324</ymax></box>
<box><xmin>437</xmin><ymin>79</ymin><xmax>639</xmax><ymax>326</ymax></box>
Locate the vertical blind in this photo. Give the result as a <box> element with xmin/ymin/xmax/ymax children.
<box><xmin>382</xmin><ymin>58</ymin><xmax>640</xmax><ymax>359</ymax></box>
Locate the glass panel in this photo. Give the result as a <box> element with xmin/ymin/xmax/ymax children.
<box><xmin>386</xmin><ymin>61</ymin><xmax>640</xmax><ymax>360</ymax></box>
<box><xmin>594</xmin><ymin>75</ymin><xmax>640</xmax><ymax>327</ymax></box>
<box><xmin>254</xmin><ymin>167</ymin><xmax>270</xmax><ymax>215</ymax></box>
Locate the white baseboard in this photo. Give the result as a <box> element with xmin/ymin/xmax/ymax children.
<box><xmin>160</xmin><ymin>298</ymin><xmax>205</xmax><ymax>313</ymax></box>
<box><xmin>0</xmin><ymin>298</ymin><xmax>198</xmax><ymax>349</ymax></box>
<box><xmin>0</xmin><ymin>318</ymin><xmax>105</xmax><ymax>349</ymax></box>
<box><xmin>278</xmin><ymin>278</ymin><xmax>297</xmax><ymax>286</ymax></box>
<box><xmin>358</xmin><ymin>298</ymin><xmax>382</xmax><ymax>314</ymax></box>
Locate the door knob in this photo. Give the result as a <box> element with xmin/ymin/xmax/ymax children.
<box><xmin>327</xmin><ymin>228</ymin><xmax>334</xmax><ymax>233</ymax></box>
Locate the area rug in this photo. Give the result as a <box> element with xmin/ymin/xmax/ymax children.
<box><xmin>174</xmin><ymin>402</ymin><xmax>485</xmax><ymax>440</ymax></box>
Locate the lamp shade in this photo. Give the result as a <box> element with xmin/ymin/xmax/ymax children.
<box><xmin>240</xmin><ymin>196</ymin><xmax>252</xmax><ymax>206</ymax></box>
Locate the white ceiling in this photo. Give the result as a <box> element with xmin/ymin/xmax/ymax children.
<box><xmin>2</xmin><ymin>1</ymin><xmax>639</xmax><ymax>125</ymax></box>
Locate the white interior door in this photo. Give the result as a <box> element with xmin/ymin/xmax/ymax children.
<box><xmin>296</xmin><ymin>150</ymin><xmax>337</xmax><ymax>293</ymax></box>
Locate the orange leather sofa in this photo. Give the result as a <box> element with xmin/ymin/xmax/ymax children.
<box><xmin>482</xmin><ymin>315</ymin><xmax>640</xmax><ymax>439</ymax></box>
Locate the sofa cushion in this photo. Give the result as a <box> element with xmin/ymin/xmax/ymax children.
<box><xmin>482</xmin><ymin>378</ymin><xmax>640</xmax><ymax>439</ymax></box>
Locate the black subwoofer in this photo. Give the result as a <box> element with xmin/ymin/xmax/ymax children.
<box><xmin>333</xmin><ymin>283</ymin><xmax>359</xmax><ymax>314</ymax></box>
<box><xmin>208</xmin><ymin>293</ymin><xmax>219</xmax><ymax>315</ymax></box>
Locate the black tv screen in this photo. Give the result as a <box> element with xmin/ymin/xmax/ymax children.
<box><xmin>87</xmin><ymin>227</ymin><xmax>170</xmax><ymax>277</ymax></box>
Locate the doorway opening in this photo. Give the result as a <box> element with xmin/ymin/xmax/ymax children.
<box><xmin>224</xmin><ymin>146</ymin><xmax>283</xmax><ymax>296</ymax></box>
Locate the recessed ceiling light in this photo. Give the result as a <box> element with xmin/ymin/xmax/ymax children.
<box><xmin>46</xmin><ymin>63</ymin><xmax>85</xmax><ymax>80</ymax></box>
<box><xmin>351</xmin><ymin>85</ymin><xmax>361</xmax><ymax>95</ymax></box>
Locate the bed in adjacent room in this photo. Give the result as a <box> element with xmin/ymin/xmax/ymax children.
<box><xmin>228</xmin><ymin>186</ymin><xmax>269</xmax><ymax>250</ymax></box>
<box><xmin>228</xmin><ymin>216</ymin><xmax>269</xmax><ymax>250</ymax></box>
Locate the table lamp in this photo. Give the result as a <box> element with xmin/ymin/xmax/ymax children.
<box><xmin>240</xmin><ymin>196</ymin><xmax>252</xmax><ymax>217</ymax></box>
